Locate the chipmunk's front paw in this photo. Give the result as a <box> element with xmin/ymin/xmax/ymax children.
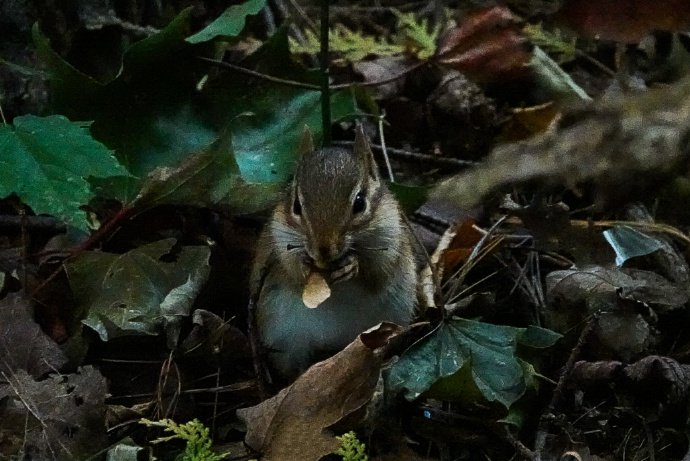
<box><xmin>329</xmin><ymin>254</ymin><xmax>358</xmax><ymax>284</ymax></box>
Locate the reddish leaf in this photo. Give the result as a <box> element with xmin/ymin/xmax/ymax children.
<box><xmin>436</xmin><ymin>6</ymin><xmax>532</xmax><ymax>82</ymax></box>
<box><xmin>558</xmin><ymin>0</ymin><xmax>690</xmax><ymax>43</ymax></box>
<box><xmin>442</xmin><ymin>218</ymin><xmax>484</xmax><ymax>271</ymax></box>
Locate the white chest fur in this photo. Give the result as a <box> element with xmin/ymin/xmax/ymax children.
<box><xmin>257</xmin><ymin>265</ymin><xmax>415</xmax><ymax>378</ymax></box>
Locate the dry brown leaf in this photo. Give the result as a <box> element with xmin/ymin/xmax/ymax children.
<box><xmin>302</xmin><ymin>271</ymin><xmax>331</xmax><ymax>308</ymax></box>
<box><xmin>558</xmin><ymin>0</ymin><xmax>690</xmax><ymax>43</ymax></box>
<box><xmin>436</xmin><ymin>6</ymin><xmax>532</xmax><ymax>83</ymax></box>
<box><xmin>237</xmin><ymin>323</ymin><xmax>402</xmax><ymax>461</ymax></box>
<box><xmin>501</xmin><ymin>102</ymin><xmax>560</xmax><ymax>141</ymax></box>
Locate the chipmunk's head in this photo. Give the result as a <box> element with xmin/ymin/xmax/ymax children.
<box><xmin>272</xmin><ymin>125</ymin><xmax>400</xmax><ymax>281</ymax></box>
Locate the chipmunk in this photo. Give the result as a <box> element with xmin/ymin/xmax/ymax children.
<box><xmin>251</xmin><ymin>125</ymin><xmax>418</xmax><ymax>379</ymax></box>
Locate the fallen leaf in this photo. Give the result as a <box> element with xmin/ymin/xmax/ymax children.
<box><xmin>558</xmin><ymin>0</ymin><xmax>690</xmax><ymax>43</ymax></box>
<box><xmin>237</xmin><ymin>324</ymin><xmax>402</xmax><ymax>461</ymax></box>
<box><xmin>386</xmin><ymin>318</ymin><xmax>560</xmax><ymax>407</ymax></box>
<box><xmin>440</xmin><ymin>218</ymin><xmax>483</xmax><ymax>272</ymax></box>
<box><xmin>64</xmin><ymin>238</ymin><xmax>210</xmax><ymax>346</ymax></box>
<box><xmin>501</xmin><ymin>102</ymin><xmax>560</xmax><ymax>141</ymax></box>
<box><xmin>0</xmin><ymin>367</ymin><xmax>108</xmax><ymax>460</ymax></box>
<box><xmin>436</xmin><ymin>6</ymin><xmax>532</xmax><ymax>83</ymax></box>
<box><xmin>0</xmin><ymin>293</ymin><xmax>67</xmax><ymax>378</ymax></box>
<box><xmin>302</xmin><ymin>271</ymin><xmax>331</xmax><ymax>309</ymax></box>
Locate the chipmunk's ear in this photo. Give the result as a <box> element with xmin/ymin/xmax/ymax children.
<box><xmin>297</xmin><ymin>125</ymin><xmax>315</xmax><ymax>159</ymax></box>
<box><xmin>354</xmin><ymin>124</ymin><xmax>379</xmax><ymax>180</ymax></box>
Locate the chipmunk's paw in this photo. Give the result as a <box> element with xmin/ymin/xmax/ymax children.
<box><xmin>329</xmin><ymin>254</ymin><xmax>359</xmax><ymax>284</ymax></box>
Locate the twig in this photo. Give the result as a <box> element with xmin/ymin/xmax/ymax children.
<box><xmin>575</xmin><ymin>49</ymin><xmax>616</xmax><ymax>78</ymax></box>
<box><xmin>199</xmin><ymin>57</ymin><xmax>321</xmax><ymax>90</ymax></box>
<box><xmin>643</xmin><ymin>419</ymin><xmax>656</xmax><ymax>461</ymax></box>
<box><xmin>200</xmin><ymin>56</ymin><xmax>428</xmax><ymax>91</ymax></box>
<box><xmin>272</xmin><ymin>0</ymin><xmax>312</xmax><ymax>61</ymax></box>
<box><xmin>320</xmin><ymin>0</ymin><xmax>331</xmax><ymax>146</ymax></box>
<box><xmin>287</xmin><ymin>0</ymin><xmax>317</xmax><ymax>31</ymax></box>
<box><xmin>0</xmin><ymin>214</ymin><xmax>67</xmax><ymax>232</ymax></box>
<box><xmin>503</xmin><ymin>425</ymin><xmax>535</xmax><ymax>459</ymax></box>
<box><xmin>333</xmin><ymin>140</ymin><xmax>479</xmax><ymax>167</ymax></box>
<box><xmin>260</xmin><ymin>4</ymin><xmax>277</xmax><ymax>36</ymax></box>
<box><xmin>377</xmin><ymin>113</ymin><xmax>395</xmax><ymax>181</ymax></box>
<box><xmin>30</xmin><ymin>206</ymin><xmax>135</xmax><ymax>299</ymax></box>
<box><xmin>83</xmin><ymin>11</ymin><xmax>160</xmax><ymax>36</ymax></box>
<box><xmin>532</xmin><ymin>315</ymin><xmax>598</xmax><ymax>460</ymax></box>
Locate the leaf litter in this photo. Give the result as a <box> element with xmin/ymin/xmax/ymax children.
<box><xmin>2</xmin><ymin>0</ymin><xmax>690</xmax><ymax>460</ymax></box>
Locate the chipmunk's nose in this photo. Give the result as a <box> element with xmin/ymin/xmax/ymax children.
<box><xmin>318</xmin><ymin>245</ymin><xmax>334</xmax><ymax>260</ymax></box>
<box><xmin>310</xmin><ymin>241</ymin><xmax>343</xmax><ymax>269</ymax></box>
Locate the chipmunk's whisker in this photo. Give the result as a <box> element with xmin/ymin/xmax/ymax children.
<box><xmin>287</xmin><ymin>244</ymin><xmax>304</xmax><ymax>251</ymax></box>
<box><xmin>360</xmin><ymin>246</ymin><xmax>388</xmax><ymax>251</ymax></box>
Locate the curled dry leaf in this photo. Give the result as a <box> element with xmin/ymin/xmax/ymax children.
<box><xmin>237</xmin><ymin>323</ymin><xmax>402</xmax><ymax>461</ymax></box>
<box><xmin>302</xmin><ymin>271</ymin><xmax>331</xmax><ymax>308</ymax></box>
<box><xmin>435</xmin><ymin>6</ymin><xmax>532</xmax><ymax>83</ymax></box>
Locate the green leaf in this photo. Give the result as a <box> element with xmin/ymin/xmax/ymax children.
<box><xmin>602</xmin><ymin>225</ymin><xmax>665</xmax><ymax>266</ymax></box>
<box><xmin>291</xmin><ymin>25</ymin><xmax>404</xmax><ymax>62</ymax></box>
<box><xmin>32</xmin><ymin>23</ymin><xmax>104</xmax><ymax>110</ymax></box>
<box><xmin>0</xmin><ymin>115</ymin><xmax>130</xmax><ymax>229</ymax></box>
<box><xmin>392</xmin><ymin>9</ymin><xmax>440</xmax><ymax>59</ymax></box>
<box><xmin>231</xmin><ymin>90</ymin><xmax>356</xmax><ymax>183</ymax></box>
<box><xmin>65</xmin><ymin>239</ymin><xmax>211</xmax><ymax>346</ymax></box>
<box><xmin>203</xmin><ymin>28</ymin><xmax>358</xmax><ymax>183</ymax></box>
<box><xmin>134</xmin><ymin>128</ymin><xmax>282</xmax><ymax>213</ymax></box>
<box><xmin>386</xmin><ymin>318</ymin><xmax>560</xmax><ymax>408</ymax></box>
<box><xmin>531</xmin><ymin>46</ymin><xmax>592</xmax><ymax>102</ymax></box>
<box><xmin>35</xmin><ymin>18</ymin><xmax>358</xmax><ymax>210</ymax></box>
<box><xmin>186</xmin><ymin>0</ymin><xmax>267</xmax><ymax>44</ymax></box>
<box><xmin>34</xmin><ymin>10</ymin><xmax>212</xmax><ymax>185</ymax></box>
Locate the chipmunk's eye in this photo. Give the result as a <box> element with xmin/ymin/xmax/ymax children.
<box><xmin>352</xmin><ymin>190</ymin><xmax>366</xmax><ymax>214</ymax></box>
<box><xmin>293</xmin><ymin>196</ymin><xmax>302</xmax><ymax>216</ymax></box>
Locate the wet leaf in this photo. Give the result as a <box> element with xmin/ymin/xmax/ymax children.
<box><xmin>64</xmin><ymin>239</ymin><xmax>210</xmax><ymax>346</ymax></box>
<box><xmin>386</xmin><ymin>318</ymin><xmax>560</xmax><ymax>407</ymax></box>
<box><xmin>0</xmin><ymin>115</ymin><xmax>130</xmax><ymax>229</ymax></box>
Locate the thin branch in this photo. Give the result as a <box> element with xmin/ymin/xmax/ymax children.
<box><xmin>333</xmin><ymin>140</ymin><xmax>479</xmax><ymax>167</ymax></box>
<box><xmin>320</xmin><ymin>0</ymin><xmax>331</xmax><ymax>146</ymax></box>
<box><xmin>0</xmin><ymin>214</ymin><xmax>66</xmax><ymax>232</ymax></box>
<box><xmin>200</xmin><ymin>56</ymin><xmax>428</xmax><ymax>91</ymax></box>
<box><xmin>199</xmin><ymin>57</ymin><xmax>321</xmax><ymax>90</ymax></box>
<box><xmin>532</xmin><ymin>315</ymin><xmax>598</xmax><ymax>460</ymax></box>
<box><xmin>377</xmin><ymin>113</ymin><xmax>395</xmax><ymax>181</ymax></box>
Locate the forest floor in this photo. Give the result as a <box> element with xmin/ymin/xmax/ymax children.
<box><xmin>2</xmin><ymin>1</ymin><xmax>690</xmax><ymax>460</ymax></box>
